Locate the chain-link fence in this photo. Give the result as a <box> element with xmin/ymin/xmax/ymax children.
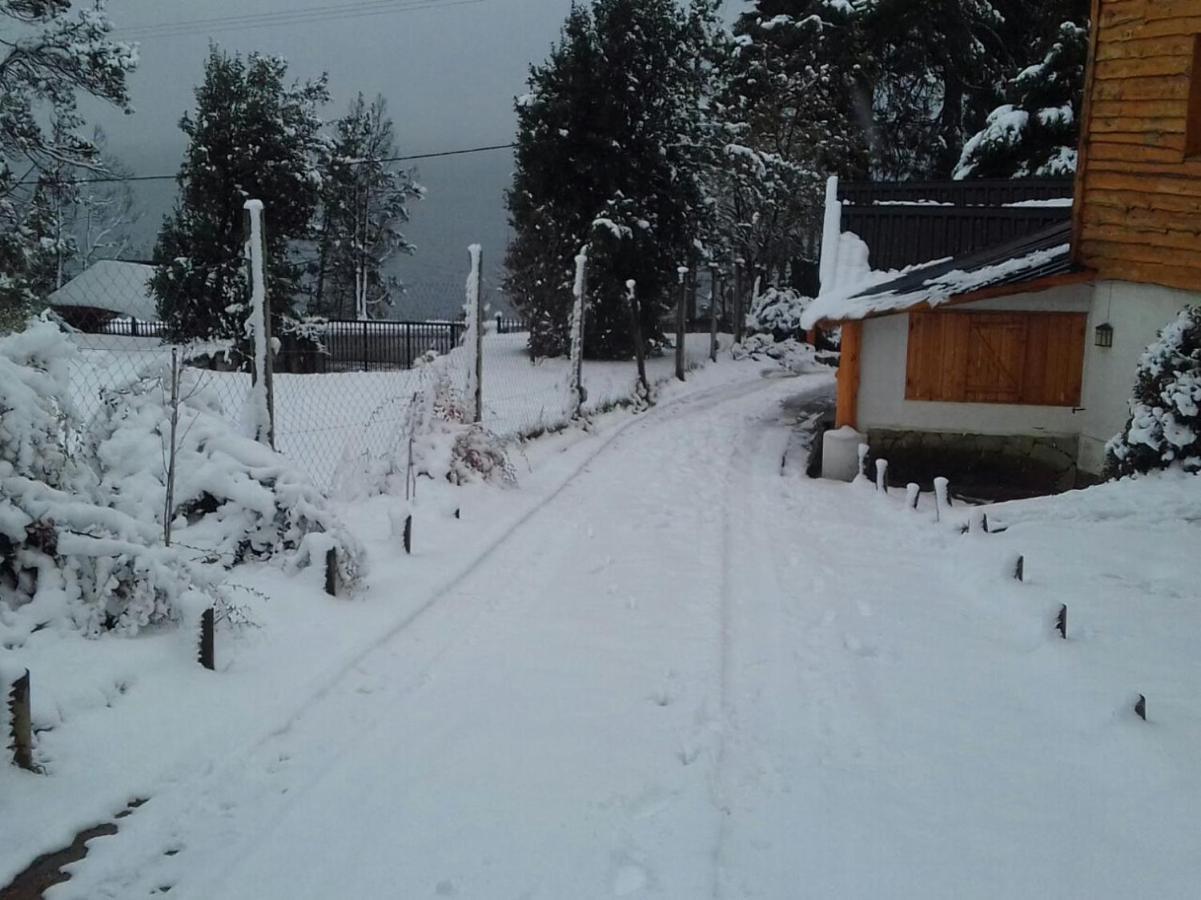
<box><xmin>51</xmin><ymin>244</ymin><xmax>728</xmax><ymax>499</ymax></box>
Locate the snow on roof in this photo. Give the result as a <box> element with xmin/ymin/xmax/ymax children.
<box><xmin>48</xmin><ymin>260</ymin><xmax>159</xmax><ymax>321</ymax></box>
<box><xmin>801</xmin><ymin>221</ymin><xmax>1083</xmax><ymax>328</ymax></box>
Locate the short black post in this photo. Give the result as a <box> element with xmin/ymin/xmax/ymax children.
<box><xmin>453</xmin><ymin>508</ymin><xmax>461</xmax><ymax>520</ymax></box>
<box><xmin>1056</xmin><ymin>604</ymin><xmax>1067</xmax><ymax>640</ymax></box>
<box><xmin>9</xmin><ymin>669</ymin><xmax>34</xmax><ymax>771</ymax></box>
<box><xmin>1014</xmin><ymin>555</ymin><xmax>1025</xmax><ymax>582</ymax></box>
<box><xmin>198</xmin><ymin>607</ymin><xmax>215</xmax><ymax>671</ymax></box>
<box><xmin>403</xmin><ymin>514</ymin><xmax>413</xmax><ymax>555</ymax></box>
<box><xmin>1135</xmin><ymin>694</ymin><xmax>1146</xmax><ymax>721</ymax></box>
<box><xmin>981</xmin><ymin>513</ymin><xmax>989</xmax><ymax>534</ymax></box>
<box><xmin>324</xmin><ymin>546</ymin><xmax>338</xmax><ymax>597</ymax></box>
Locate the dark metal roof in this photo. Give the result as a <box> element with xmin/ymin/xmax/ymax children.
<box><xmin>850</xmin><ymin>219</ymin><xmax>1077</xmax><ymax>302</ymax></box>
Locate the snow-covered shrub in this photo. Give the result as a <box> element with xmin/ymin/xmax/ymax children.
<box><xmin>1107</xmin><ymin>306</ymin><xmax>1201</xmax><ymax>477</ymax></box>
<box><xmin>746</xmin><ymin>287</ymin><xmax>814</xmax><ymax>342</ymax></box>
<box><xmin>447</xmin><ymin>426</ymin><xmax>517</xmax><ymax>486</ymax></box>
<box><xmin>88</xmin><ymin>370</ymin><xmax>364</xmax><ymax>589</ymax></box>
<box><xmin>732</xmin><ymin>334</ymin><xmax>822</xmax><ymax>374</ymax></box>
<box><xmin>0</xmin><ymin>321</ymin><xmax>225</xmax><ymax>641</ymax></box>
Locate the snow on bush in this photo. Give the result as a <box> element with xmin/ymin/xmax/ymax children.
<box><xmin>0</xmin><ymin>320</ymin><xmax>362</xmax><ymax>645</ymax></box>
<box><xmin>732</xmin><ymin>334</ymin><xmax>822</xmax><ymax>375</ymax></box>
<box><xmin>745</xmin><ymin>287</ymin><xmax>814</xmax><ymax>342</ymax></box>
<box><xmin>0</xmin><ymin>321</ymin><xmax>223</xmax><ymax>642</ymax></box>
<box><xmin>1107</xmin><ymin>306</ymin><xmax>1201</xmax><ymax>477</ymax></box>
<box><xmin>88</xmin><ymin>370</ymin><xmax>364</xmax><ymax>589</ymax></box>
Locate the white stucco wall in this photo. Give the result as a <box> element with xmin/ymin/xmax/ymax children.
<box><xmin>1077</xmin><ymin>280</ymin><xmax>1197</xmax><ymax>474</ymax></box>
<box><xmin>857</xmin><ymin>284</ymin><xmax>1094</xmax><ymax>439</ymax></box>
<box><xmin>855</xmin><ymin>280</ymin><xmax>1198</xmax><ymax>476</ymax></box>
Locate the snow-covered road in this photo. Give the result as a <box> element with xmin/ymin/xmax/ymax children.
<box><xmin>51</xmin><ymin>367</ymin><xmax>1201</xmax><ymax>899</ymax></box>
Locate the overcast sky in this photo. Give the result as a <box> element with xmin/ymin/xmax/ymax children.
<box><xmin>85</xmin><ymin>0</ymin><xmax>738</xmax><ymax>318</ymax></box>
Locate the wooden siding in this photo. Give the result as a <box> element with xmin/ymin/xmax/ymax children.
<box><xmin>1074</xmin><ymin>0</ymin><xmax>1201</xmax><ymax>291</ymax></box>
<box><xmin>905</xmin><ymin>311</ymin><xmax>1087</xmax><ymax>407</ymax></box>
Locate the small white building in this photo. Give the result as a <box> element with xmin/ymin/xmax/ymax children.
<box><xmin>48</xmin><ymin>260</ymin><xmax>159</xmax><ymax>332</ymax></box>
<box><xmin>804</xmin><ymin>0</ymin><xmax>1200</xmax><ymax>494</ymax></box>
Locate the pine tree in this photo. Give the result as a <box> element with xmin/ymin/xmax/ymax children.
<box><xmin>954</xmin><ymin>13</ymin><xmax>1090</xmax><ymax>179</ymax></box>
<box><xmin>504</xmin><ymin>0</ymin><xmax>713</xmax><ymax>360</ymax></box>
<box><xmin>0</xmin><ymin>0</ymin><xmax>136</xmax><ymax>328</ymax></box>
<box><xmin>310</xmin><ymin>94</ymin><xmax>423</xmax><ymax>320</ymax></box>
<box><xmin>152</xmin><ymin>46</ymin><xmax>329</xmax><ymax>346</ymax></box>
<box><xmin>1107</xmin><ymin>307</ymin><xmax>1201</xmax><ymax>477</ymax></box>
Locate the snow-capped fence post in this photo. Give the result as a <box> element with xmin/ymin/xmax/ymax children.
<box><xmin>8</xmin><ymin>669</ymin><xmax>34</xmax><ymax>771</ymax></box>
<box><xmin>857</xmin><ymin>443</ymin><xmax>870</xmax><ymax>480</ymax></box>
<box><xmin>1056</xmin><ymin>604</ymin><xmax>1067</xmax><ymax>640</ymax></box>
<box><xmin>243</xmin><ymin>199</ymin><xmax>275</xmax><ymax>450</ymax></box>
<box><xmin>198</xmin><ymin>607</ymin><xmax>215</xmax><ymax>671</ymax></box>
<box><xmin>1135</xmin><ymin>694</ymin><xmax>1147</xmax><ymax>721</ymax></box>
<box><xmin>933</xmin><ymin>476</ymin><xmax>950</xmax><ymax>522</ymax></box>
<box><xmin>324</xmin><ymin>546</ymin><xmax>338</xmax><ymax>597</ymax></box>
<box><xmin>906</xmin><ymin>483</ymin><xmax>920</xmax><ymax>510</ymax></box>
<box><xmin>163</xmin><ymin>348</ymin><xmax>181</xmax><ymax>547</ymax></box>
<box><xmin>465</xmin><ymin>244</ymin><xmax>484</xmax><ymax>424</ymax></box>
<box><xmin>567</xmin><ymin>246</ymin><xmax>588</xmax><ymax>418</ymax></box>
<box><xmin>708</xmin><ymin>264</ymin><xmax>720</xmax><ymax>363</ymax></box>
<box><xmin>875</xmin><ymin>458</ymin><xmax>888</xmax><ymax>493</ymax></box>
<box><xmin>626</xmin><ymin>280</ymin><xmax>651</xmax><ymax>404</ymax></box>
<box><xmin>675</xmin><ymin>265</ymin><xmax>688</xmax><ymax>382</ymax></box>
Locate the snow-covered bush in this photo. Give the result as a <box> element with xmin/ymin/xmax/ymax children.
<box><xmin>1107</xmin><ymin>306</ymin><xmax>1201</xmax><ymax>477</ymax></box>
<box><xmin>88</xmin><ymin>370</ymin><xmax>364</xmax><ymax>588</ymax></box>
<box><xmin>745</xmin><ymin>287</ymin><xmax>814</xmax><ymax>342</ymax></box>
<box><xmin>447</xmin><ymin>426</ymin><xmax>517</xmax><ymax>486</ymax></box>
<box><xmin>0</xmin><ymin>321</ymin><xmax>224</xmax><ymax>641</ymax></box>
<box><xmin>732</xmin><ymin>334</ymin><xmax>822</xmax><ymax>375</ymax></box>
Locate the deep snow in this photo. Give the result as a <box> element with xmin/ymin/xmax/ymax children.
<box><xmin>5</xmin><ymin>357</ymin><xmax>1201</xmax><ymax>899</ymax></box>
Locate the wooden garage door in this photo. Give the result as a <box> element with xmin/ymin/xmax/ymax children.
<box><xmin>905</xmin><ymin>310</ymin><xmax>1086</xmax><ymax>406</ymax></box>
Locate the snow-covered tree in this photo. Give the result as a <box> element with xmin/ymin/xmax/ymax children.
<box><xmin>152</xmin><ymin>46</ymin><xmax>329</xmax><ymax>347</ymax></box>
<box><xmin>954</xmin><ymin>18</ymin><xmax>1089</xmax><ymax>179</ymax></box>
<box><xmin>504</xmin><ymin>0</ymin><xmax>714</xmax><ymax>360</ymax></box>
<box><xmin>310</xmin><ymin>94</ymin><xmax>423</xmax><ymax>320</ymax></box>
<box><xmin>1107</xmin><ymin>307</ymin><xmax>1201</xmax><ymax>478</ymax></box>
<box><xmin>0</xmin><ymin>0</ymin><xmax>137</xmax><ymax>328</ymax></box>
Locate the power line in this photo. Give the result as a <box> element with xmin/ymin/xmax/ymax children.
<box><xmin>15</xmin><ymin>142</ymin><xmax>517</xmax><ymax>187</ymax></box>
<box><xmin>119</xmin><ymin>0</ymin><xmax>486</xmax><ymax>41</ymax></box>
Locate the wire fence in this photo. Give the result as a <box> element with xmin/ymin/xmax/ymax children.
<box><xmin>54</xmin><ymin>244</ymin><xmax>729</xmax><ymax>499</ymax></box>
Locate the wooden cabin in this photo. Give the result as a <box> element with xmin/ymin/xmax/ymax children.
<box><xmin>807</xmin><ymin>0</ymin><xmax>1201</xmax><ymax>494</ymax></box>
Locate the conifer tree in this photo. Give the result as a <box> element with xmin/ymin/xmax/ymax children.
<box><xmin>310</xmin><ymin>94</ymin><xmax>423</xmax><ymax>320</ymax></box>
<box><xmin>152</xmin><ymin>46</ymin><xmax>328</xmax><ymax>346</ymax></box>
<box><xmin>1107</xmin><ymin>307</ymin><xmax>1201</xmax><ymax>477</ymax></box>
<box><xmin>504</xmin><ymin>0</ymin><xmax>713</xmax><ymax>360</ymax></box>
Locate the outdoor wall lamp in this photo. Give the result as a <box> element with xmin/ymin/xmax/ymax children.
<box><xmin>1094</xmin><ymin>322</ymin><xmax>1114</xmax><ymax>348</ymax></box>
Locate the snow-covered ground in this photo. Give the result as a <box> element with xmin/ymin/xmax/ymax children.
<box><xmin>6</xmin><ymin>356</ymin><xmax>1200</xmax><ymax>899</ymax></box>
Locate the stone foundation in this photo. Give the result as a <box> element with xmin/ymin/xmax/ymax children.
<box><xmin>866</xmin><ymin>429</ymin><xmax>1083</xmax><ymax>500</ymax></box>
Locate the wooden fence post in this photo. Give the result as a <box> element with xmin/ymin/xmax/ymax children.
<box><xmin>626</xmin><ymin>280</ymin><xmax>650</xmax><ymax>402</ymax></box>
<box><xmin>198</xmin><ymin>608</ymin><xmax>215</xmax><ymax>671</ymax></box>
<box><xmin>243</xmin><ymin>200</ymin><xmax>275</xmax><ymax>449</ymax></box>
<box><xmin>906</xmin><ymin>483</ymin><xmax>920</xmax><ymax>510</ymax></box>
<box><xmin>709</xmin><ymin>264</ymin><xmax>720</xmax><ymax>363</ymax></box>
<box><xmin>1056</xmin><ymin>604</ymin><xmax>1067</xmax><ymax>639</ymax></box>
<box><xmin>675</xmin><ymin>266</ymin><xmax>688</xmax><ymax>381</ymax></box>
<box><xmin>875</xmin><ymin>458</ymin><xmax>888</xmax><ymax>493</ymax></box>
<box><xmin>9</xmin><ymin>669</ymin><xmax>34</xmax><ymax>771</ymax></box>
<box><xmin>324</xmin><ymin>546</ymin><xmax>338</xmax><ymax>597</ymax></box>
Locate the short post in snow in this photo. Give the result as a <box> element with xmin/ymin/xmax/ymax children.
<box><xmin>324</xmin><ymin>546</ymin><xmax>339</xmax><ymax>597</ymax></box>
<box><xmin>8</xmin><ymin>668</ymin><xmax>34</xmax><ymax>771</ymax></box>
<box><xmin>875</xmin><ymin>458</ymin><xmax>888</xmax><ymax>493</ymax></box>
<box><xmin>708</xmin><ymin>263</ymin><xmax>720</xmax><ymax>364</ymax></box>
<box><xmin>906</xmin><ymin>483</ymin><xmax>920</xmax><ymax>510</ymax></box>
<box><xmin>1056</xmin><ymin>604</ymin><xmax>1067</xmax><ymax>640</ymax></box>
<box><xmin>1013</xmin><ymin>555</ymin><xmax>1025</xmax><ymax>582</ymax></box>
<box><xmin>465</xmin><ymin>244</ymin><xmax>484</xmax><ymax>424</ymax></box>
<box><xmin>857</xmin><ymin>443</ymin><xmax>870</xmax><ymax>479</ymax></box>
<box><xmin>675</xmin><ymin>265</ymin><xmax>688</xmax><ymax>382</ymax></box>
<box><xmin>243</xmin><ymin>199</ymin><xmax>275</xmax><ymax>450</ymax></box>
<box><xmin>198</xmin><ymin>607</ymin><xmax>215</xmax><ymax>671</ymax></box>
<box><xmin>933</xmin><ymin>476</ymin><xmax>950</xmax><ymax>522</ymax></box>
<box><xmin>568</xmin><ymin>246</ymin><xmax>588</xmax><ymax>417</ymax></box>
<box><xmin>1134</xmin><ymin>694</ymin><xmax>1146</xmax><ymax>721</ymax></box>
<box><xmin>403</xmin><ymin>514</ymin><xmax>413</xmax><ymax>555</ymax></box>
<box><xmin>626</xmin><ymin>280</ymin><xmax>651</xmax><ymax>403</ymax></box>
<box><xmin>733</xmin><ymin>256</ymin><xmax>746</xmax><ymax>345</ymax></box>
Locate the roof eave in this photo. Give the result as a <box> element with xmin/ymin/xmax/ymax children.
<box><xmin>813</xmin><ymin>269</ymin><xmax>1098</xmax><ymax>329</ymax></box>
